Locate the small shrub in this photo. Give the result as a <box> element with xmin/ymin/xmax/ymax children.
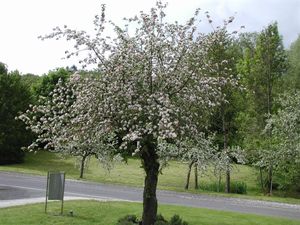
<box><xmin>116</xmin><ymin>214</ymin><xmax>188</xmax><ymax>225</ymax></box>
<box><xmin>116</xmin><ymin>214</ymin><xmax>139</xmax><ymax>225</ymax></box>
<box><xmin>201</xmin><ymin>181</ymin><xmax>247</xmax><ymax>194</ymax></box>
<box><xmin>169</xmin><ymin>214</ymin><xmax>188</xmax><ymax>225</ymax></box>
<box><xmin>155</xmin><ymin>214</ymin><xmax>168</xmax><ymax>225</ymax></box>
<box><xmin>155</xmin><ymin>221</ymin><xmax>168</xmax><ymax>225</ymax></box>
<box><xmin>201</xmin><ymin>181</ymin><xmax>225</xmax><ymax>192</ymax></box>
<box><xmin>231</xmin><ymin>181</ymin><xmax>247</xmax><ymax>194</ymax></box>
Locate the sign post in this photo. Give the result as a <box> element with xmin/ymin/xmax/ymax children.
<box><xmin>45</xmin><ymin>171</ymin><xmax>65</xmax><ymax>215</ymax></box>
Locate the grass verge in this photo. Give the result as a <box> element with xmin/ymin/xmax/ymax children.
<box><xmin>0</xmin><ymin>200</ymin><xmax>299</xmax><ymax>225</ymax></box>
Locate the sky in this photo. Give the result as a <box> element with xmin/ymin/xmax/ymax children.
<box><xmin>0</xmin><ymin>0</ymin><xmax>299</xmax><ymax>75</ymax></box>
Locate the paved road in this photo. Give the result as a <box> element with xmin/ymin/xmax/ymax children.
<box><xmin>0</xmin><ymin>171</ymin><xmax>299</xmax><ymax>220</ymax></box>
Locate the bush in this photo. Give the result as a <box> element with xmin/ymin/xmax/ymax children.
<box><xmin>0</xmin><ymin>70</ymin><xmax>33</xmax><ymax>164</ymax></box>
<box><xmin>231</xmin><ymin>181</ymin><xmax>247</xmax><ymax>194</ymax></box>
<box><xmin>116</xmin><ymin>214</ymin><xmax>139</xmax><ymax>225</ymax></box>
<box><xmin>154</xmin><ymin>214</ymin><xmax>168</xmax><ymax>225</ymax></box>
<box><xmin>201</xmin><ymin>181</ymin><xmax>225</xmax><ymax>192</ymax></box>
<box><xmin>201</xmin><ymin>181</ymin><xmax>247</xmax><ymax>194</ymax></box>
<box><xmin>155</xmin><ymin>221</ymin><xmax>168</xmax><ymax>225</ymax></box>
<box><xmin>169</xmin><ymin>214</ymin><xmax>188</xmax><ymax>225</ymax></box>
<box><xmin>116</xmin><ymin>214</ymin><xmax>188</xmax><ymax>225</ymax></box>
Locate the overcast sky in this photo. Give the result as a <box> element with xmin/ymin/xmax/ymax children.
<box><xmin>1</xmin><ymin>0</ymin><xmax>299</xmax><ymax>75</ymax></box>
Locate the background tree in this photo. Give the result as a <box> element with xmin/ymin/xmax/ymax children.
<box><xmin>237</xmin><ymin>22</ymin><xmax>287</xmax><ymax>195</ymax></box>
<box><xmin>20</xmin><ymin>74</ymin><xmax>41</xmax><ymax>90</ymax></box>
<box><xmin>237</xmin><ymin>32</ymin><xmax>258</xmax><ymax>57</ymax></box>
<box><xmin>23</xmin><ymin>2</ymin><xmax>239</xmax><ymax>225</ymax></box>
<box><xmin>206</xmin><ymin>26</ymin><xmax>242</xmax><ymax>193</ymax></box>
<box><xmin>213</xmin><ymin>146</ymin><xmax>245</xmax><ymax>192</ymax></box>
<box><xmin>285</xmin><ymin>35</ymin><xmax>300</xmax><ymax>89</ymax></box>
<box><xmin>34</xmin><ymin>68</ymin><xmax>71</xmax><ymax>99</ymax></box>
<box><xmin>265</xmin><ymin>91</ymin><xmax>300</xmax><ymax>193</ymax></box>
<box><xmin>0</xmin><ymin>62</ymin><xmax>8</xmax><ymax>75</ymax></box>
<box><xmin>0</xmin><ymin>64</ymin><xmax>32</xmax><ymax>164</ymax></box>
<box><xmin>179</xmin><ymin>133</ymin><xmax>216</xmax><ymax>190</ymax></box>
<box><xmin>20</xmin><ymin>73</ymin><xmax>42</xmax><ymax>104</ymax></box>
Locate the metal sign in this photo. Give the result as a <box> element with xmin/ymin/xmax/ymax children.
<box><xmin>45</xmin><ymin>171</ymin><xmax>65</xmax><ymax>214</ymax></box>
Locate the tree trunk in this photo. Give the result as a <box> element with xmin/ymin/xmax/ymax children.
<box><xmin>194</xmin><ymin>163</ymin><xmax>199</xmax><ymax>189</ymax></box>
<box><xmin>79</xmin><ymin>155</ymin><xmax>87</xmax><ymax>179</ymax></box>
<box><xmin>217</xmin><ymin>174</ymin><xmax>221</xmax><ymax>192</ymax></box>
<box><xmin>266</xmin><ymin>37</ymin><xmax>273</xmax><ymax>197</ymax></box>
<box><xmin>222</xmin><ymin>111</ymin><xmax>230</xmax><ymax>194</ymax></box>
<box><xmin>225</xmin><ymin>169</ymin><xmax>230</xmax><ymax>193</ymax></box>
<box><xmin>259</xmin><ymin>167</ymin><xmax>264</xmax><ymax>193</ymax></box>
<box><xmin>185</xmin><ymin>161</ymin><xmax>194</xmax><ymax>190</ymax></box>
<box><xmin>268</xmin><ymin>165</ymin><xmax>273</xmax><ymax>196</ymax></box>
<box><xmin>141</xmin><ymin>141</ymin><xmax>159</xmax><ymax>225</ymax></box>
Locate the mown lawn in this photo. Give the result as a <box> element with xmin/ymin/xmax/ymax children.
<box><xmin>0</xmin><ymin>200</ymin><xmax>299</xmax><ymax>225</ymax></box>
<box><xmin>0</xmin><ymin>151</ymin><xmax>299</xmax><ymax>204</ymax></box>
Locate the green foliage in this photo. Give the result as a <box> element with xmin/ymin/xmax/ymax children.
<box><xmin>168</xmin><ymin>215</ymin><xmax>188</xmax><ymax>225</ymax></box>
<box><xmin>237</xmin><ymin>23</ymin><xmax>287</xmax><ymax>153</ymax></box>
<box><xmin>237</xmin><ymin>23</ymin><xmax>288</xmax><ymax>195</ymax></box>
<box><xmin>201</xmin><ymin>181</ymin><xmax>247</xmax><ymax>194</ymax></box>
<box><xmin>266</xmin><ymin>91</ymin><xmax>300</xmax><ymax>193</ymax></box>
<box><xmin>0</xmin><ymin>62</ymin><xmax>8</xmax><ymax>75</ymax></box>
<box><xmin>154</xmin><ymin>214</ymin><xmax>168</xmax><ymax>225</ymax></box>
<box><xmin>116</xmin><ymin>214</ymin><xmax>139</xmax><ymax>225</ymax></box>
<box><xmin>238</xmin><ymin>32</ymin><xmax>258</xmax><ymax>54</ymax></box>
<box><xmin>201</xmin><ymin>181</ymin><xmax>225</xmax><ymax>192</ymax></box>
<box><xmin>203</xmin><ymin>27</ymin><xmax>243</xmax><ymax>194</ymax></box>
<box><xmin>0</xmin><ymin>66</ymin><xmax>33</xmax><ymax>164</ymax></box>
<box><xmin>154</xmin><ymin>221</ymin><xmax>168</xmax><ymax>225</ymax></box>
<box><xmin>206</xmin><ymin>29</ymin><xmax>242</xmax><ymax>149</ymax></box>
<box><xmin>116</xmin><ymin>214</ymin><xmax>188</xmax><ymax>225</ymax></box>
<box><xmin>275</xmin><ymin>163</ymin><xmax>300</xmax><ymax>192</ymax></box>
<box><xmin>33</xmin><ymin>68</ymin><xmax>71</xmax><ymax>98</ymax></box>
<box><xmin>20</xmin><ymin>74</ymin><xmax>42</xmax><ymax>94</ymax></box>
<box><xmin>285</xmin><ymin>35</ymin><xmax>300</xmax><ymax>89</ymax></box>
<box><xmin>231</xmin><ymin>181</ymin><xmax>247</xmax><ymax>194</ymax></box>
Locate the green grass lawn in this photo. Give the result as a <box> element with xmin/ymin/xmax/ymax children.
<box><xmin>0</xmin><ymin>151</ymin><xmax>299</xmax><ymax>204</ymax></box>
<box><xmin>0</xmin><ymin>200</ymin><xmax>299</xmax><ymax>225</ymax></box>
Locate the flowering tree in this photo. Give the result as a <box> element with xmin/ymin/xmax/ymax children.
<box><xmin>268</xmin><ymin>92</ymin><xmax>300</xmax><ymax>159</ymax></box>
<box><xmin>176</xmin><ymin>133</ymin><xmax>216</xmax><ymax>190</ymax></box>
<box><xmin>19</xmin><ymin>75</ymin><xmax>117</xmax><ymax>178</ymax></box>
<box><xmin>213</xmin><ymin>146</ymin><xmax>245</xmax><ymax>192</ymax></box>
<box><xmin>22</xmin><ymin>2</ymin><xmax>240</xmax><ymax>224</ymax></box>
<box><xmin>203</xmin><ymin>25</ymin><xmax>242</xmax><ymax>193</ymax></box>
<box><xmin>263</xmin><ymin>91</ymin><xmax>300</xmax><ymax>192</ymax></box>
<box><xmin>238</xmin><ymin>23</ymin><xmax>287</xmax><ymax>195</ymax></box>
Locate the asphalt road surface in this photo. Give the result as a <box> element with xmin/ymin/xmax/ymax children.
<box><xmin>0</xmin><ymin>171</ymin><xmax>299</xmax><ymax>220</ymax></box>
